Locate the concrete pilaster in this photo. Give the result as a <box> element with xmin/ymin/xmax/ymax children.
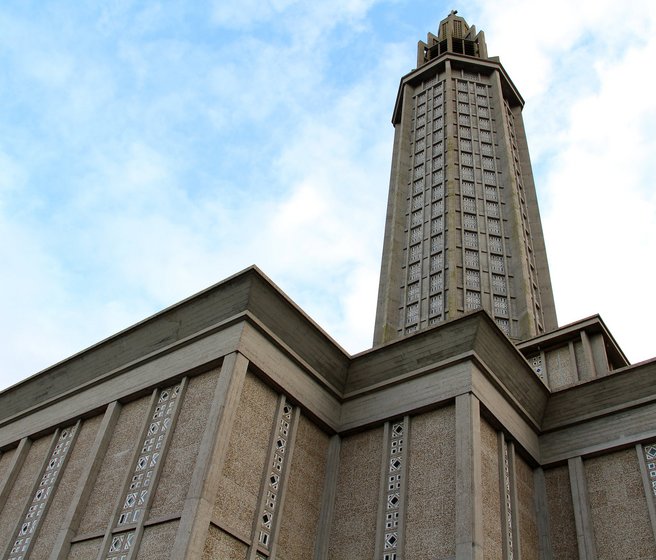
<box><xmin>533</xmin><ymin>467</ymin><xmax>553</xmax><ymax>560</ymax></box>
<box><xmin>313</xmin><ymin>434</ymin><xmax>341</xmax><ymax>560</ymax></box>
<box><xmin>170</xmin><ymin>353</ymin><xmax>248</xmax><ymax>559</ymax></box>
<box><xmin>455</xmin><ymin>393</ymin><xmax>483</xmax><ymax>560</ymax></box>
<box><xmin>568</xmin><ymin>456</ymin><xmax>597</xmax><ymax>559</ymax></box>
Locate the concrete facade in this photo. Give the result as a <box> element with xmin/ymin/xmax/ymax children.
<box><xmin>1</xmin><ymin>13</ymin><xmax>655</xmax><ymax>560</ymax></box>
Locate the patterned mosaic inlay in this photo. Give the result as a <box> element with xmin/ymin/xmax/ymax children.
<box><xmin>8</xmin><ymin>426</ymin><xmax>76</xmax><ymax>560</ymax></box>
<box><xmin>258</xmin><ymin>402</ymin><xmax>294</xmax><ymax>551</ymax></box>
<box><xmin>104</xmin><ymin>382</ymin><xmax>182</xmax><ymax>560</ymax></box>
<box><xmin>380</xmin><ymin>420</ymin><xmax>406</xmax><ymax>560</ymax></box>
<box><xmin>643</xmin><ymin>444</ymin><xmax>656</xmax><ymax>497</ymax></box>
<box><xmin>503</xmin><ymin>442</ymin><xmax>515</xmax><ymax>560</ymax></box>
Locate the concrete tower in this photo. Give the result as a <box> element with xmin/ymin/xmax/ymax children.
<box><xmin>374</xmin><ymin>12</ymin><xmax>558</xmax><ymax>346</ymax></box>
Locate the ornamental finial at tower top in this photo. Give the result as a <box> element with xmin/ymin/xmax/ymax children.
<box><xmin>416</xmin><ymin>12</ymin><xmax>488</xmax><ymax>67</ymax></box>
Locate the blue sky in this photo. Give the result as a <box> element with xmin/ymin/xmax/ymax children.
<box><xmin>1</xmin><ymin>0</ymin><xmax>655</xmax><ymax>390</ymax></box>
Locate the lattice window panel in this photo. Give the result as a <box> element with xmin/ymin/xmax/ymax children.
<box><xmin>489</xmin><ymin>236</ymin><xmax>503</xmax><ymax>253</ymax></box>
<box><xmin>458</xmin><ymin>114</ymin><xmax>471</xmax><ymax>126</ymax></box>
<box><xmin>103</xmin><ymin>383</ymin><xmax>183</xmax><ymax>560</ymax></box>
<box><xmin>415</xmin><ymin>138</ymin><xmax>425</xmax><ymax>153</ymax></box>
<box><xmin>490</xmin><ymin>255</ymin><xmax>505</xmax><ymax>273</ymax></box>
<box><xmin>408</xmin><ymin>263</ymin><xmax>421</xmax><ymax>282</ymax></box>
<box><xmin>416</xmin><ymin>103</ymin><xmax>426</xmax><ymax>116</ymax></box>
<box><xmin>462</xmin><ymin>181</ymin><xmax>475</xmax><ymax>197</ymax></box>
<box><xmin>430</xmin><ymin>253</ymin><xmax>443</xmax><ymax>272</ymax></box>
<box><xmin>466</xmin><ymin>270</ymin><xmax>480</xmax><ymax>289</ymax></box>
<box><xmin>461</xmin><ymin>152</ymin><xmax>473</xmax><ymax>166</ymax></box>
<box><xmin>430</xmin><ymin>273</ymin><xmax>443</xmax><ymax>293</ymax></box>
<box><xmin>411</xmin><ymin>211</ymin><xmax>422</xmax><ymax>228</ymax></box>
<box><xmin>488</xmin><ymin>219</ymin><xmax>501</xmax><ymax>235</ymax></box>
<box><xmin>410</xmin><ymin>227</ymin><xmax>422</xmax><ymax>244</ymax></box>
<box><xmin>485</xmin><ymin>185</ymin><xmax>497</xmax><ymax>200</ymax></box>
<box><xmin>431</xmin><ymin>200</ymin><xmax>444</xmax><ymax>217</ymax></box>
<box><xmin>643</xmin><ymin>444</ymin><xmax>656</xmax><ymax>497</ymax></box>
<box><xmin>464</xmin><ymin>250</ymin><xmax>479</xmax><ymax>268</ymax></box>
<box><xmin>466</xmin><ymin>291</ymin><xmax>481</xmax><ymax>309</ymax></box>
<box><xmin>464</xmin><ymin>231</ymin><xmax>478</xmax><ymax>249</ymax></box>
<box><xmin>433</xmin><ymin>155</ymin><xmax>443</xmax><ymax>169</ymax></box>
<box><xmin>492</xmin><ymin>274</ymin><xmax>507</xmax><ymax>294</ymax></box>
<box><xmin>413</xmin><ymin>178</ymin><xmax>424</xmax><ymax>194</ymax></box>
<box><xmin>407</xmin><ymin>283</ymin><xmax>420</xmax><ymax>303</ymax></box>
<box><xmin>463</xmin><ymin>197</ymin><xmax>476</xmax><ymax>213</ymax></box>
<box><xmin>257</xmin><ymin>402</ymin><xmax>295</xmax><ymax>552</ymax></box>
<box><xmin>416</xmin><ymin>114</ymin><xmax>426</xmax><ymax>128</ymax></box>
<box><xmin>413</xmin><ymin>166</ymin><xmax>424</xmax><ymax>180</ymax></box>
<box><xmin>481</xmin><ymin>142</ymin><xmax>493</xmax><ymax>156</ymax></box>
<box><xmin>464</xmin><ymin>214</ymin><xmax>478</xmax><ymax>230</ymax></box>
<box><xmin>405</xmin><ymin>303</ymin><xmax>419</xmax><ymax>325</ymax></box>
<box><xmin>460</xmin><ymin>139</ymin><xmax>472</xmax><ymax>152</ymax></box>
<box><xmin>8</xmin><ymin>426</ymin><xmax>77</xmax><ymax>560</ymax></box>
<box><xmin>496</xmin><ymin>318</ymin><xmax>510</xmax><ymax>334</ymax></box>
<box><xmin>415</xmin><ymin>126</ymin><xmax>425</xmax><ymax>140</ymax></box>
<box><xmin>379</xmin><ymin>420</ymin><xmax>407</xmax><ymax>560</ymax></box>
<box><xmin>429</xmin><ymin>294</ymin><xmax>443</xmax><ymax>316</ymax></box>
<box><xmin>494</xmin><ymin>296</ymin><xmax>509</xmax><ymax>317</ymax></box>
<box><xmin>432</xmin><ymin>142</ymin><xmax>443</xmax><ymax>157</ymax></box>
<box><xmin>529</xmin><ymin>354</ymin><xmax>544</xmax><ymax>379</ymax></box>
<box><xmin>479</xmin><ymin>118</ymin><xmax>491</xmax><ymax>130</ymax></box>
<box><xmin>431</xmin><ymin>186</ymin><xmax>443</xmax><ymax>201</ymax></box>
<box><xmin>414</xmin><ymin>151</ymin><xmax>425</xmax><ymax>165</ymax></box>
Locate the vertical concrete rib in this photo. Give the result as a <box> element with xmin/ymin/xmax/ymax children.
<box><xmin>568</xmin><ymin>456</ymin><xmax>597</xmax><ymax>559</ymax></box>
<box><xmin>313</xmin><ymin>434</ymin><xmax>341</xmax><ymax>560</ymax></box>
<box><xmin>533</xmin><ymin>467</ymin><xmax>553</xmax><ymax>560</ymax></box>
<box><xmin>170</xmin><ymin>352</ymin><xmax>248</xmax><ymax>559</ymax></box>
<box><xmin>455</xmin><ymin>393</ymin><xmax>483</xmax><ymax>560</ymax></box>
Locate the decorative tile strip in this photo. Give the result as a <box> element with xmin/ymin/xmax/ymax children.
<box><xmin>503</xmin><ymin>441</ymin><xmax>515</xmax><ymax>560</ymax></box>
<box><xmin>257</xmin><ymin>401</ymin><xmax>294</xmax><ymax>552</ymax></box>
<box><xmin>380</xmin><ymin>419</ymin><xmax>407</xmax><ymax>560</ymax></box>
<box><xmin>8</xmin><ymin>426</ymin><xmax>77</xmax><ymax>560</ymax></box>
<box><xmin>103</xmin><ymin>382</ymin><xmax>183</xmax><ymax>560</ymax></box>
<box><xmin>643</xmin><ymin>443</ymin><xmax>656</xmax><ymax>497</ymax></box>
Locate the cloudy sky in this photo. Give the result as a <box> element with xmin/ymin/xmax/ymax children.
<box><xmin>1</xmin><ymin>1</ymin><xmax>655</xmax><ymax>390</ymax></box>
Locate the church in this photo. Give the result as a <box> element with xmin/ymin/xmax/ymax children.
<box><xmin>1</xmin><ymin>12</ymin><xmax>655</xmax><ymax>560</ymax></box>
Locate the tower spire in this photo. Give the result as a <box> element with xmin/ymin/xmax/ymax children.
<box><xmin>374</xmin><ymin>15</ymin><xmax>557</xmax><ymax>345</ymax></box>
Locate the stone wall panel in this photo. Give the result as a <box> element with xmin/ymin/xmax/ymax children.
<box><xmin>277</xmin><ymin>414</ymin><xmax>330</xmax><ymax>559</ymax></box>
<box><xmin>544</xmin><ymin>465</ymin><xmax>577</xmax><ymax>559</ymax></box>
<box><xmin>214</xmin><ymin>371</ymin><xmax>278</xmax><ymax>540</ymax></box>
<box><xmin>203</xmin><ymin>524</ymin><xmax>248</xmax><ymax>559</ymax></box>
<box><xmin>328</xmin><ymin>426</ymin><xmax>383</xmax><ymax>558</ymax></box>
<box><xmin>586</xmin><ymin>448</ymin><xmax>656</xmax><ymax>559</ymax></box>
<box><xmin>77</xmin><ymin>395</ymin><xmax>151</xmax><ymax>536</ymax></box>
<box><xmin>515</xmin><ymin>453</ymin><xmax>538</xmax><ymax>560</ymax></box>
<box><xmin>149</xmin><ymin>369</ymin><xmax>220</xmax><ymax>520</ymax></box>
<box><xmin>481</xmin><ymin>419</ymin><xmax>502</xmax><ymax>560</ymax></box>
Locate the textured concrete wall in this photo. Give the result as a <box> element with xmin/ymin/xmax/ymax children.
<box><xmin>67</xmin><ymin>536</ymin><xmax>103</xmax><ymax>559</ymax></box>
<box><xmin>586</xmin><ymin>448</ymin><xmax>656</xmax><ymax>559</ymax></box>
<box><xmin>150</xmin><ymin>369</ymin><xmax>220</xmax><ymax>520</ymax></box>
<box><xmin>0</xmin><ymin>435</ymin><xmax>51</xmax><ymax>551</ymax></box>
<box><xmin>480</xmin><ymin>419</ymin><xmax>502</xmax><ymax>560</ymax></box>
<box><xmin>77</xmin><ymin>396</ymin><xmax>151</xmax><ymax>536</ymax></box>
<box><xmin>544</xmin><ymin>465</ymin><xmax>577</xmax><ymax>559</ymax></box>
<box><xmin>137</xmin><ymin>520</ymin><xmax>179</xmax><ymax>558</ymax></box>
<box><xmin>546</xmin><ymin>346</ymin><xmax>573</xmax><ymax>389</ymax></box>
<box><xmin>328</xmin><ymin>426</ymin><xmax>383</xmax><ymax>558</ymax></box>
<box><xmin>515</xmin><ymin>453</ymin><xmax>538</xmax><ymax>560</ymax></box>
<box><xmin>574</xmin><ymin>340</ymin><xmax>591</xmax><ymax>381</ymax></box>
<box><xmin>214</xmin><ymin>370</ymin><xmax>278</xmax><ymax>540</ymax></box>
<box><xmin>405</xmin><ymin>406</ymin><xmax>456</xmax><ymax>560</ymax></box>
<box><xmin>277</xmin><ymin>414</ymin><xmax>330</xmax><ymax>559</ymax></box>
<box><xmin>203</xmin><ymin>524</ymin><xmax>248</xmax><ymax>559</ymax></box>
<box><xmin>31</xmin><ymin>415</ymin><xmax>102</xmax><ymax>557</ymax></box>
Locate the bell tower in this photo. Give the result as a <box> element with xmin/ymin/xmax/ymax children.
<box><xmin>374</xmin><ymin>12</ymin><xmax>557</xmax><ymax>345</ymax></box>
